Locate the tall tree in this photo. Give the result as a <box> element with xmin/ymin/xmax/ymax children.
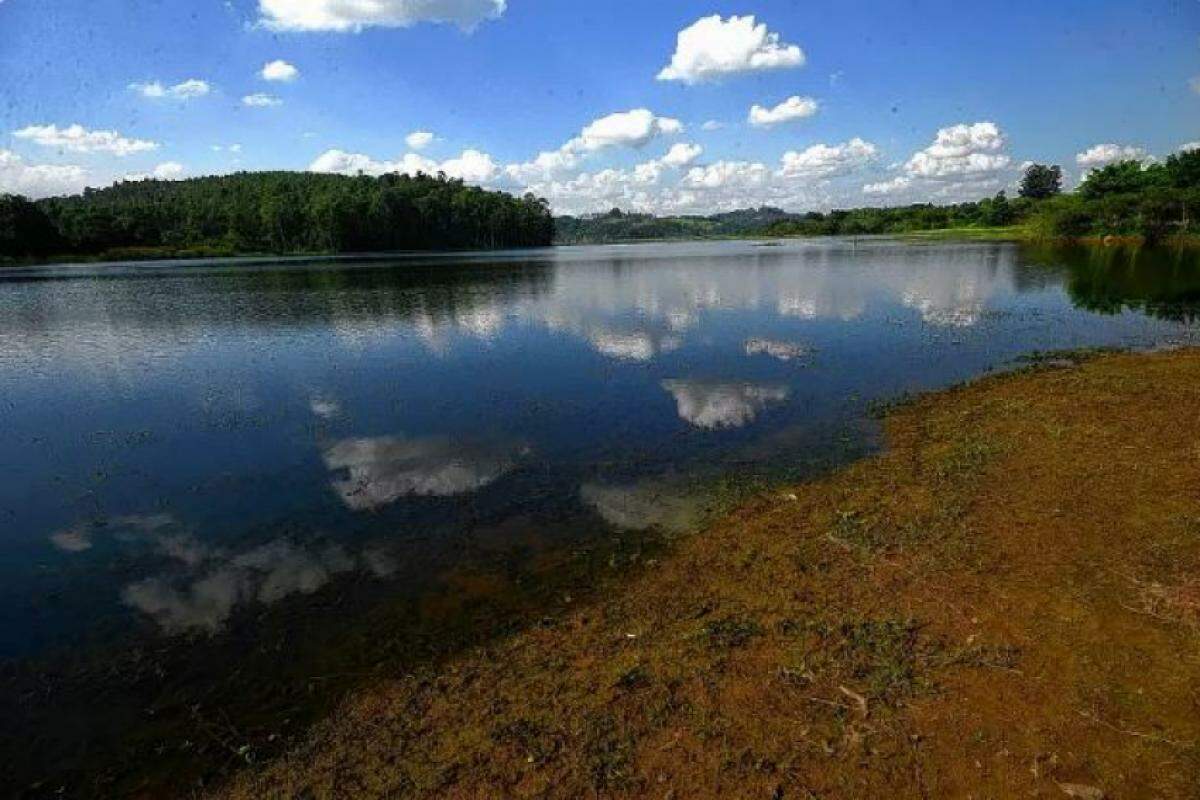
<box><xmin>1018</xmin><ymin>164</ymin><xmax>1063</xmax><ymax>199</ymax></box>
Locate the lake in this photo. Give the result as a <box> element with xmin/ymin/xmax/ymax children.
<box><xmin>3</xmin><ymin>238</ymin><xmax>1200</xmax><ymax>793</ymax></box>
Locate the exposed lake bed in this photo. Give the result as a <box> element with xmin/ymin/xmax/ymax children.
<box><xmin>3</xmin><ymin>238</ymin><xmax>1200</xmax><ymax>796</ymax></box>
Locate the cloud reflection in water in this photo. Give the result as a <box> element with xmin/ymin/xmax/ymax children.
<box><xmin>322</xmin><ymin>435</ymin><xmax>524</xmax><ymax>510</ymax></box>
<box><xmin>660</xmin><ymin>380</ymin><xmax>789</xmax><ymax>430</ymax></box>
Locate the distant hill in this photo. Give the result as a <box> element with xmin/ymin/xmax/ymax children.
<box><xmin>553</xmin><ymin>206</ymin><xmax>800</xmax><ymax>244</ymax></box>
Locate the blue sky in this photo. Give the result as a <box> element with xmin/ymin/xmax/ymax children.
<box><xmin>0</xmin><ymin>0</ymin><xmax>1197</xmax><ymax>213</ymax></box>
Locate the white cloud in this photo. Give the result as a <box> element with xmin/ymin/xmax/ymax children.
<box><xmin>658</xmin><ymin>14</ymin><xmax>805</xmax><ymax>84</ymax></box>
<box><xmin>1180</xmin><ymin>141</ymin><xmax>1200</xmax><ymax>153</ymax></box>
<box><xmin>778</xmin><ymin>138</ymin><xmax>877</xmax><ymax>179</ymax></box>
<box><xmin>258</xmin><ymin>0</ymin><xmax>506</xmax><ymax>32</ymax></box>
<box><xmin>0</xmin><ymin>149</ymin><xmax>88</xmax><ymax>198</ymax></box>
<box><xmin>701</xmin><ymin>120</ymin><xmax>725</xmax><ymax>131</ymax></box>
<box><xmin>309</xmin><ymin>149</ymin><xmax>389</xmax><ymax>175</ymax></box>
<box><xmin>683</xmin><ymin>160</ymin><xmax>772</xmax><ymax>191</ymax></box>
<box><xmin>242</xmin><ymin>93</ymin><xmax>283</xmax><ymax>107</ymax></box>
<box><xmin>661</xmin><ymin>142</ymin><xmax>703</xmax><ymax>167</ymax></box>
<box><xmin>1075</xmin><ymin>143</ymin><xmax>1147</xmax><ymax>169</ymax></box>
<box><xmin>261</xmin><ymin>59</ymin><xmax>299</xmax><ymax>82</ymax></box>
<box><xmin>862</xmin><ymin>175</ymin><xmax>911</xmax><ymax>196</ymax></box>
<box><xmin>13</xmin><ymin>123</ymin><xmax>158</xmax><ymax>156</ymax></box>
<box><xmin>905</xmin><ymin>122</ymin><xmax>1008</xmax><ymax>177</ymax></box>
<box><xmin>439</xmin><ymin>148</ymin><xmax>499</xmax><ymax>182</ymax></box>
<box><xmin>748</xmin><ymin>95</ymin><xmax>818</xmax><ymax>128</ymax></box>
<box><xmin>523</xmin><ymin>133</ymin><xmax>878</xmax><ymax>217</ymax></box>
<box><xmin>405</xmin><ymin>130</ymin><xmax>435</xmax><ymax>150</ymax></box>
<box><xmin>572</xmin><ymin>108</ymin><xmax>683</xmax><ymax>152</ymax></box>
<box><xmin>310</xmin><ymin>147</ymin><xmax>499</xmax><ymax>183</ymax></box>
<box><xmin>130</xmin><ymin>78</ymin><xmax>211</xmax><ymax>100</ymax></box>
<box><xmin>862</xmin><ymin>122</ymin><xmax>1013</xmax><ymax>200</ymax></box>
<box><xmin>124</xmin><ymin>161</ymin><xmax>186</xmax><ymax>182</ymax></box>
<box><xmin>504</xmin><ymin>147</ymin><xmax>582</xmax><ymax>183</ymax></box>
<box><xmin>505</xmin><ymin>109</ymin><xmax>682</xmax><ymax>184</ymax></box>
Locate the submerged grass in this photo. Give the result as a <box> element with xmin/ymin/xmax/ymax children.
<box><xmin>211</xmin><ymin>348</ymin><xmax>1200</xmax><ymax>798</ymax></box>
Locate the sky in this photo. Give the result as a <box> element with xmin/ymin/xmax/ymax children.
<box><xmin>0</xmin><ymin>0</ymin><xmax>1197</xmax><ymax>215</ymax></box>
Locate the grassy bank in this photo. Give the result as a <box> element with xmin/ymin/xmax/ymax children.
<box><xmin>218</xmin><ymin>349</ymin><xmax>1200</xmax><ymax>799</ymax></box>
<box><xmin>896</xmin><ymin>224</ymin><xmax>1029</xmax><ymax>242</ymax></box>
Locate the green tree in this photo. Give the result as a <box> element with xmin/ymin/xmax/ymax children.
<box><xmin>1018</xmin><ymin>164</ymin><xmax>1063</xmax><ymax>199</ymax></box>
<box><xmin>1078</xmin><ymin>160</ymin><xmax>1147</xmax><ymax>199</ymax></box>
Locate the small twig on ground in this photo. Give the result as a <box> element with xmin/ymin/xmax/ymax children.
<box><xmin>1076</xmin><ymin>709</ymin><xmax>1193</xmax><ymax>749</ymax></box>
<box><xmin>839</xmin><ymin>685</ymin><xmax>869</xmax><ymax>718</ymax></box>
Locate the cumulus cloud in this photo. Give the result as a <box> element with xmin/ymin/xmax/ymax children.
<box><xmin>748</xmin><ymin>95</ymin><xmax>818</xmax><ymax>128</ymax></box>
<box><xmin>242</xmin><ymin>93</ymin><xmax>283</xmax><ymax>107</ymax></box>
<box><xmin>1075</xmin><ymin>143</ymin><xmax>1147</xmax><ymax>169</ymax></box>
<box><xmin>0</xmin><ymin>149</ymin><xmax>88</xmax><ymax>198</ymax></box>
<box><xmin>130</xmin><ymin>78</ymin><xmax>211</xmax><ymax>100</ymax></box>
<box><xmin>322</xmin><ymin>434</ymin><xmax>522</xmax><ymax>510</ymax></box>
<box><xmin>862</xmin><ymin>176</ymin><xmax>910</xmax><ymax>196</ymax></box>
<box><xmin>261</xmin><ymin>59</ymin><xmax>299</xmax><ymax>82</ymax></box>
<box><xmin>661</xmin><ymin>142</ymin><xmax>703</xmax><ymax>168</ymax></box>
<box><xmin>123</xmin><ymin>161</ymin><xmax>186</xmax><ymax>181</ymax></box>
<box><xmin>660</xmin><ymin>379</ymin><xmax>789</xmax><ymax>429</ymax></box>
<box><xmin>657</xmin><ymin>14</ymin><xmax>805</xmax><ymax>84</ymax></box>
<box><xmin>309</xmin><ymin>147</ymin><xmax>498</xmax><ymax>182</ymax></box>
<box><xmin>525</xmin><ymin>134</ymin><xmax>877</xmax><ymax>217</ymax></box>
<box><xmin>505</xmin><ymin>109</ymin><xmax>682</xmax><ymax>184</ymax></box>
<box><xmin>905</xmin><ymin>122</ymin><xmax>1008</xmax><ymax>177</ymax></box>
<box><xmin>862</xmin><ymin>121</ymin><xmax>1012</xmax><ymax>199</ymax></box>
<box><xmin>778</xmin><ymin>138</ymin><xmax>876</xmax><ymax>179</ymax></box>
<box><xmin>571</xmin><ymin>108</ymin><xmax>683</xmax><ymax>152</ymax></box>
<box><xmin>405</xmin><ymin>130</ymin><xmax>435</xmax><ymax>150</ymax></box>
<box><xmin>13</xmin><ymin>123</ymin><xmax>158</xmax><ymax>156</ymax></box>
<box><xmin>683</xmin><ymin>160</ymin><xmax>772</xmax><ymax>191</ymax></box>
<box><xmin>258</xmin><ymin>0</ymin><xmax>506</xmax><ymax>32</ymax></box>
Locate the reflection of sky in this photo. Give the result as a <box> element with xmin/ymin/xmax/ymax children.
<box><xmin>322</xmin><ymin>435</ymin><xmax>524</xmax><ymax>510</ymax></box>
<box><xmin>49</xmin><ymin>514</ymin><xmax>398</xmax><ymax>633</ymax></box>
<box><xmin>580</xmin><ymin>480</ymin><xmax>703</xmax><ymax>534</ymax></box>
<box><xmin>5</xmin><ymin>240</ymin><xmax>1200</xmax><ymax>653</ymax></box>
<box><xmin>660</xmin><ymin>380</ymin><xmax>790</xmax><ymax>430</ymax></box>
<box><xmin>0</xmin><ymin>241</ymin><xmax>1023</xmax><ymax>374</ymax></box>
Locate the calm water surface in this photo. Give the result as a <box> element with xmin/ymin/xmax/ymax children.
<box><xmin>2</xmin><ymin>238</ymin><xmax>1199</xmax><ymax>791</ymax></box>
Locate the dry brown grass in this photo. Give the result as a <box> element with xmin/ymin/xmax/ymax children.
<box><xmin>216</xmin><ymin>349</ymin><xmax>1200</xmax><ymax>799</ymax></box>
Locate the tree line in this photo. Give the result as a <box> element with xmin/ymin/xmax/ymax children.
<box><xmin>556</xmin><ymin>149</ymin><xmax>1200</xmax><ymax>245</ymax></box>
<box><xmin>1</xmin><ymin>171</ymin><xmax>554</xmax><ymax>260</ymax></box>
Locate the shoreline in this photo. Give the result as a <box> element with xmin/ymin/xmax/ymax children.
<box><xmin>215</xmin><ymin>347</ymin><xmax>1200</xmax><ymax>799</ymax></box>
<box><xmin>6</xmin><ymin>231</ymin><xmax>1199</xmax><ymax>270</ymax></box>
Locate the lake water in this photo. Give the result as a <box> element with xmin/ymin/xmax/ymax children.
<box><xmin>3</xmin><ymin>238</ymin><xmax>1200</xmax><ymax>792</ymax></box>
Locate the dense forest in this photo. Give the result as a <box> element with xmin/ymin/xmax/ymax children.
<box><xmin>0</xmin><ymin>171</ymin><xmax>554</xmax><ymax>260</ymax></box>
<box><xmin>556</xmin><ymin>149</ymin><xmax>1200</xmax><ymax>245</ymax></box>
